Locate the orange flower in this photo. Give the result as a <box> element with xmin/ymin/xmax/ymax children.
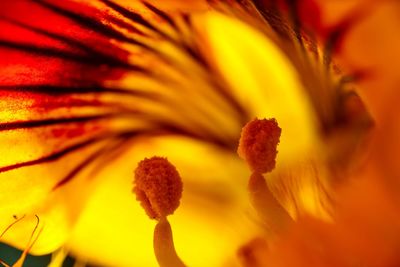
<box><xmin>1</xmin><ymin>0</ymin><xmax>396</xmax><ymax>266</ymax></box>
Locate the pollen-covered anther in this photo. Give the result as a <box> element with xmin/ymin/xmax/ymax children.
<box><xmin>238</xmin><ymin>118</ymin><xmax>282</xmax><ymax>174</ymax></box>
<box><xmin>133</xmin><ymin>157</ymin><xmax>183</xmax><ymax>220</ymax></box>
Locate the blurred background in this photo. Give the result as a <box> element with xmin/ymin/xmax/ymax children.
<box><xmin>0</xmin><ymin>243</ymin><xmax>75</xmax><ymax>267</ymax></box>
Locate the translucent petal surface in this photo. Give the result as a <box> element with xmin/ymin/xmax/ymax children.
<box><xmin>68</xmin><ymin>137</ymin><xmax>255</xmax><ymax>267</ymax></box>
<box><xmin>197</xmin><ymin>12</ymin><xmax>319</xmax><ymax>169</ymax></box>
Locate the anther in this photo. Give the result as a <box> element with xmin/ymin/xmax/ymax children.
<box><xmin>238</xmin><ymin>118</ymin><xmax>281</xmax><ymax>174</ymax></box>
<box><xmin>133</xmin><ymin>157</ymin><xmax>186</xmax><ymax>267</ymax></box>
<box><xmin>133</xmin><ymin>157</ymin><xmax>183</xmax><ymax>220</ymax></box>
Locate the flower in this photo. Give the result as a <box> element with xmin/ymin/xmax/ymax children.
<box><xmin>1</xmin><ymin>0</ymin><xmax>395</xmax><ymax>266</ymax></box>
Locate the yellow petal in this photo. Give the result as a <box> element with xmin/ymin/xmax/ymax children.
<box><xmin>66</xmin><ymin>12</ymin><xmax>323</xmax><ymax>266</ymax></box>
<box><xmin>1</xmin><ymin>4</ymin><xmax>326</xmax><ymax>266</ymax></box>
<box><xmin>67</xmin><ymin>136</ymin><xmax>257</xmax><ymax>267</ymax></box>
<box><xmin>196</xmin><ymin>12</ymin><xmax>319</xmax><ymax>169</ymax></box>
<box><xmin>0</xmin><ymin>140</ymin><xmax>114</xmax><ymax>254</ymax></box>
<box><xmin>196</xmin><ymin>12</ymin><xmax>333</xmax><ymax>222</ymax></box>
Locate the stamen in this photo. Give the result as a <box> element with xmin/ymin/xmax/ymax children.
<box><xmin>0</xmin><ymin>215</ymin><xmax>26</xmax><ymax>240</ymax></box>
<box><xmin>238</xmin><ymin>118</ymin><xmax>292</xmax><ymax>234</ymax></box>
<box><xmin>153</xmin><ymin>217</ymin><xmax>186</xmax><ymax>267</ymax></box>
<box><xmin>248</xmin><ymin>172</ymin><xmax>292</xmax><ymax>233</ymax></box>
<box><xmin>0</xmin><ymin>215</ymin><xmax>43</xmax><ymax>267</ymax></box>
<box><xmin>133</xmin><ymin>157</ymin><xmax>186</xmax><ymax>267</ymax></box>
<box><xmin>237</xmin><ymin>118</ymin><xmax>281</xmax><ymax>174</ymax></box>
<box><xmin>133</xmin><ymin>157</ymin><xmax>183</xmax><ymax>220</ymax></box>
<box><xmin>12</xmin><ymin>215</ymin><xmax>43</xmax><ymax>267</ymax></box>
<box><xmin>0</xmin><ymin>216</ymin><xmax>26</xmax><ymax>267</ymax></box>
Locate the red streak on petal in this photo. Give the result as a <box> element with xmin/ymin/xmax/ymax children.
<box><xmin>0</xmin><ymin>0</ymin><xmax>129</xmax><ymax>89</ymax></box>
<box><xmin>0</xmin><ymin>90</ymin><xmax>104</xmax><ymax>111</ymax></box>
<box><xmin>50</xmin><ymin>122</ymin><xmax>104</xmax><ymax>139</ymax></box>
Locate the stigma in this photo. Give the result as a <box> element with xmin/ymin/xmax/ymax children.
<box><xmin>238</xmin><ymin>118</ymin><xmax>281</xmax><ymax>174</ymax></box>
<box><xmin>133</xmin><ymin>157</ymin><xmax>183</xmax><ymax>220</ymax></box>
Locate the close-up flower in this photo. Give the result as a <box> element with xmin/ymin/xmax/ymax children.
<box><xmin>0</xmin><ymin>0</ymin><xmax>399</xmax><ymax>266</ymax></box>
